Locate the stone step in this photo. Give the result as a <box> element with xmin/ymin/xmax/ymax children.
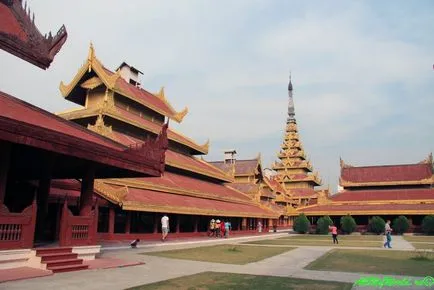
<box><xmin>47</xmin><ymin>264</ymin><xmax>89</xmax><ymax>273</ymax></box>
<box><xmin>38</xmin><ymin>252</ymin><xmax>78</xmax><ymax>263</ymax></box>
<box><xmin>35</xmin><ymin>247</ymin><xmax>73</xmax><ymax>256</ymax></box>
<box><xmin>45</xmin><ymin>258</ymin><xmax>83</xmax><ymax>268</ymax></box>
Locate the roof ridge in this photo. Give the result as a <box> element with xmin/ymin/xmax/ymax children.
<box><xmin>0</xmin><ymin>90</ymin><xmax>125</xmax><ymax>149</ymax></box>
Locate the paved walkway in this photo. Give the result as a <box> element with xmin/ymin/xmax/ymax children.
<box><xmin>0</xmin><ymin>234</ymin><xmax>431</xmax><ymax>290</ymax></box>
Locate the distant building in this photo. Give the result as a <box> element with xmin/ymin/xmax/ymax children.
<box><xmin>297</xmin><ymin>154</ymin><xmax>434</xmax><ymax>232</ymax></box>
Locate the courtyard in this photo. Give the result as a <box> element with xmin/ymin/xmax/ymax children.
<box><xmin>1</xmin><ymin>233</ymin><xmax>433</xmax><ymax>290</ymax></box>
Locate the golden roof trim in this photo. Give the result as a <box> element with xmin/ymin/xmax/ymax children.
<box><xmin>340</xmin><ymin>177</ymin><xmax>434</xmax><ymax>187</ymax></box>
<box><xmin>58</xmin><ymin>106</ymin><xmax>208</xmax><ymax>154</ymax></box>
<box><xmin>94</xmin><ymin>180</ymin><xmax>128</xmax><ymax>205</ymax></box>
<box><xmin>60</xmin><ymin>43</ymin><xmax>187</xmax><ymax>123</ymax></box>
<box><xmin>87</xmin><ymin>114</ymin><xmax>117</xmax><ymax>140</ymax></box>
<box><xmin>105</xmin><ymin>178</ymin><xmax>250</xmax><ymax>205</ymax></box>
<box><xmin>122</xmin><ymin>201</ymin><xmax>278</xmax><ymax>218</ymax></box>
<box><xmin>80</xmin><ymin>76</ymin><xmax>103</xmax><ymax>90</ymax></box>
<box><xmin>154</xmin><ymin>87</ymin><xmax>188</xmax><ymax>123</ymax></box>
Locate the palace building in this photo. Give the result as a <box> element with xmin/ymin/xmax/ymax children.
<box><xmin>55</xmin><ymin>44</ymin><xmax>278</xmax><ymax>242</ymax></box>
<box><xmin>296</xmin><ymin>155</ymin><xmax>434</xmax><ymax>232</ymax></box>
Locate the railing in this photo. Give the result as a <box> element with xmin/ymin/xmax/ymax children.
<box><xmin>0</xmin><ymin>200</ymin><xmax>37</xmax><ymax>249</ymax></box>
<box><xmin>59</xmin><ymin>201</ymin><xmax>98</xmax><ymax>247</ymax></box>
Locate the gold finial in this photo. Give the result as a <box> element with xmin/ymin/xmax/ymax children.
<box><xmin>88</xmin><ymin>42</ymin><xmax>95</xmax><ymax>72</ymax></box>
<box><xmin>173</xmin><ymin>107</ymin><xmax>189</xmax><ymax>123</ymax></box>
<box><xmin>155</xmin><ymin>87</ymin><xmax>165</xmax><ymax>100</ymax></box>
<box><xmin>201</xmin><ymin>138</ymin><xmax>210</xmax><ymax>151</ymax></box>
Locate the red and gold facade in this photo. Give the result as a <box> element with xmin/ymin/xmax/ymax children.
<box><xmin>55</xmin><ymin>45</ymin><xmax>278</xmax><ymax>241</ymax></box>
<box><xmin>296</xmin><ymin>155</ymin><xmax>434</xmax><ymax>232</ymax></box>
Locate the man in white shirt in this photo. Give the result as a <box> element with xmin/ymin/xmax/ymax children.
<box><xmin>383</xmin><ymin>220</ymin><xmax>392</xmax><ymax>248</ymax></box>
<box><xmin>161</xmin><ymin>214</ymin><xmax>169</xmax><ymax>241</ymax></box>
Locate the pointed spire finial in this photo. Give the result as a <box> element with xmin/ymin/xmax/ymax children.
<box><xmin>288</xmin><ymin>71</ymin><xmax>293</xmax><ymax>91</ymax></box>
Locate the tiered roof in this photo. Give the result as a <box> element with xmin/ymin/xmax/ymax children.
<box><xmin>56</xmin><ymin>45</ymin><xmax>277</xmax><ymax>219</ymax></box>
<box><xmin>0</xmin><ymin>90</ymin><xmax>167</xmax><ymax>178</ymax></box>
<box><xmin>339</xmin><ymin>156</ymin><xmax>433</xmax><ymax>187</ymax></box>
<box><xmin>271</xmin><ymin>77</ymin><xmax>321</xmax><ymax>190</ymax></box>
<box><xmin>296</xmin><ymin>156</ymin><xmax>434</xmax><ymax>216</ymax></box>
<box><xmin>0</xmin><ymin>0</ymin><xmax>67</xmax><ymax>69</ymax></box>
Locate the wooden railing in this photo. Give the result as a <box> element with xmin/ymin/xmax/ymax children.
<box><xmin>59</xmin><ymin>201</ymin><xmax>98</xmax><ymax>247</ymax></box>
<box><xmin>0</xmin><ymin>199</ymin><xmax>37</xmax><ymax>249</ymax></box>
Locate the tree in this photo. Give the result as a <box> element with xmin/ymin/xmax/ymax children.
<box><xmin>392</xmin><ymin>216</ymin><xmax>410</xmax><ymax>235</ymax></box>
<box><xmin>294</xmin><ymin>213</ymin><xmax>310</xmax><ymax>234</ymax></box>
<box><xmin>368</xmin><ymin>216</ymin><xmax>385</xmax><ymax>234</ymax></box>
<box><xmin>316</xmin><ymin>216</ymin><xmax>333</xmax><ymax>234</ymax></box>
<box><xmin>340</xmin><ymin>215</ymin><xmax>357</xmax><ymax>234</ymax></box>
<box><xmin>422</xmin><ymin>215</ymin><xmax>434</xmax><ymax>235</ymax></box>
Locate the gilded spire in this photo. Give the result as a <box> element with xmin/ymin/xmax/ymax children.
<box><xmin>287</xmin><ymin>73</ymin><xmax>295</xmax><ymax>123</ymax></box>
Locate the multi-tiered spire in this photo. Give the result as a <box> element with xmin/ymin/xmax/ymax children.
<box><xmin>271</xmin><ymin>76</ymin><xmax>321</xmax><ymax>191</ymax></box>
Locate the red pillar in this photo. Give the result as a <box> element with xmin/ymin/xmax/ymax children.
<box><xmin>0</xmin><ymin>141</ymin><xmax>11</xmax><ymax>204</ymax></box>
<box><xmin>108</xmin><ymin>207</ymin><xmax>115</xmax><ymax>239</ymax></box>
<box><xmin>175</xmin><ymin>215</ymin><xmax>180</xmax><ymax>233</ymax></box>
<box><xmin>125</xmin><ymin>211</ymin><xmax>131</xmax><ymax>234</ymax></box>
<box><xmin>241</xmin><ymin>218</ymin><xmax>247</xmax><ymax>231</ymax></box>
<box><xmin>153</xmin><ymin>214</ymin><xmax>159</xmax><ymax>234</ymax></box>
<box><xmin>80</xmin><ymin>165</ymin><xmax>95</xmax><ymax>216</ymax></box>
<box><xmin>194</xmin><ymin>216</ymin><xmax>199</xmax><ymax>233</ymax></box>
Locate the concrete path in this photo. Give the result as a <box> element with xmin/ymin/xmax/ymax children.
<box><xmin>0</xmin><ymin>233</ymin><xmax>431</xmax><ymax>290</ymax></box>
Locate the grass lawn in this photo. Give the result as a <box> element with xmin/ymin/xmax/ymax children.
<box><xmin>127</xmin><ymin>272</ymin><xmax>353</xmax><ymax>290</ymax></box>
<box><xmin>411</xmin><ymin>243</ymin><xmax>434</xmax><ymax>250</ymax></box>
<box><xmin>286</xmin><ymin>234</ymin><xmax>383</xmax><ymax>241</ymax></box>
<box><xmin>403</xmin><ymin>235</ymin><xmax>434</xmax><ymax>242</ymax></box>
<box><xmin>144</xmin><ymin>244</ymin><xmax>295</xmax><ymax>265</ymax></box>
<box><xmin>246</xmin><ymin>235</ymin><xmax>382</xmax><ymax>247</ymax></box>
<box><xmin>306</xmin><ymin>249</ymin><xmax>434</xmax><ymax>277</ymax></box>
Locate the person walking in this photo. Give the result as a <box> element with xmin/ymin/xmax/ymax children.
<box><xmin>224</xmin><ymin>220</ymin><xmax>231</xmax><ymax>238</ymax></box>
<box><xmin>329</xmin><ymin>224</ymin><xmax>339</xmax><ymax>244</ymax></box>
<box><xmin>215</xmin><ymin>219</ymin><xmax>221</xmax><ymax>238</ymax></box>
<box><xmin>384</xmin><ymin>220</ymin><xmax>393</xmax><ymax>248</ymax></box>
<box><xmin>209</xmin><ymin>219</ymin><xmax>216</xmax><ymax>237</ymax></box>
<box><xmin>258</xmin><ymin>221</ymin><xmax>263</xmax><ymax>233</ymax></box>
<box><xmin>161</xmin><ymin>214</ymin><xmax>169</xmax><ymax>241</ymax></box>
<box><xmin>220</xmin><ymin>219</ymin><xmax>226</xmax><ymax>238</ymax></box>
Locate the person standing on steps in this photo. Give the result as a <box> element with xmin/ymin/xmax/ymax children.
<box><xmin>329</xmin><ymin>223</ymin><xmax>339</xmax><ymax>244</ymax></box>
<box><xmin>384</xmin><ymin>220</ymin><xmax>393</xmax><ymax>248</ymax></box>
<box><xmin>161</xmin><ymin>214</ymin><xmax>169</xmax><ymax>241</ymax></box>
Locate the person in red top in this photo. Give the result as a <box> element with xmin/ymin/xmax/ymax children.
<box><xmin>329</xmin><ymin>224</ymin><xmax>339</xmax><ymax>244</ymax></box>
<box><xmin>220</xmin><ymin>219</ymin><xmax>226</xmax><ymax>238</ymax></box>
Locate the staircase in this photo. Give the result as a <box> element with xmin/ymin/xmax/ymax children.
<box><xmin>35</xmin><ymin>248</ymin><xmax>88</xmax><ymax>273</ymax></box>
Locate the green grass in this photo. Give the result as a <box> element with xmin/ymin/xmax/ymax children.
<box><xmin>144</xmin><ymin>244</ymin><xmax>295</xmax><ymax>265</ymax></box>
<box><xmin>127</xmin><ymin>272</ymin><xmax>353</xmax><ymax>290</ymax></box>
<box><xmin>285</xmin><ymin>234</ymin><xmax>383</xmax><ymax>241</ymax></box>
<box><xmin>245</xmin><ymin>235</ymin><xmax>382</xmax><ymax>247</ymax></box>
<box><xmin>306</xmin><ymin>249</ymin><xmax>434</xmax><ymax>277</ymax></box>
<box><xmin>403</xmin><ymin>235</ymin><xmax>434</xmax><ymax>242</ymax></box>
<box><xmin>411</xmin><ymin>243</ymin><xmax>434</xmax><ymax>250</ymax></box>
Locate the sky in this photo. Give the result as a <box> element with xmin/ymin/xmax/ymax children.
<box><xmin>1</xmin><ymin>0</ymin><xmax>433</xmax><ymax>192</ymax></box>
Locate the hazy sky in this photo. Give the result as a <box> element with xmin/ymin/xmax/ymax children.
<box><xmin>1</xmin><ymin>1</ymin><xmax>433</xmax><ymax>191</ymax></box>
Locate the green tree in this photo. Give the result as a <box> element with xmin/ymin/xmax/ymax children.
<box><xmin>368</xmin><ymin>216</ymin><xmax>386</xmax><ymax>234</ymax></box>
<box><xmin>340</xmin><ymin>215</ymin><xmax>357</xmax><ymax>234</ymax></box>
<box><xmin>316</xmin><ymin>216</ymin><xmax>333</xmax><ymax>234</ymax></box>
<box><xmin>293</xmin><ymin>213</ymin><xmax>310</xmax><ymax>234</ymax></box>
<box><xmin>392</xmin><ymin>216</ymin><xmax>410</xmax><ymax>235</ymax></box>
<box><xmin>422</xmin><ymin>215</ymin><xmax>434</xmax><ymax>235</ymax></box>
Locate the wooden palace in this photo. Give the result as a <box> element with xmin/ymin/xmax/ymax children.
<box><xmin>54</xmin><ymin>44</ymin><xmax>278</xmax><ymax>242</ymax></box>
<box><xmin>297</xmin><ymin>155</ymin><xmax>434</xmax><ymax>232</ymax></box>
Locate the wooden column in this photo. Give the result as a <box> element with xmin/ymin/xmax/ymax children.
<box><xmin>241</xmin><ymin>218</ymin><xmax>247</xmax><ymax>231</ymax></box>
<box><xmin>175</xmin><ymin>215</ymin><xmax>180</xmax><ymax>233</ymax></box>
<box><xmin>0</xmin><ymin>141</ymin><xmax>11</xmax><ymax>204</ymax></box>
<box><xmin>80</xmin><ymin>165</ymin><xmax>95</xmax><ymax>216</ymax></box>
<box><xmin>193</xmin><ymin>216</ymin><xmax>199</xmax><ymax>233</ymax></box>
<box><xmin>125</xmin><ymin>211</ymin><xmax>131</xmax><ymax>234</ymax></box>
<box><xmin>108</xmin><ymin>207</ymin><xmax>115</xmax><ymax>238</ymax></box>
<box><xmin>153</xmin><ymin>214</ymin><xmax>159</xmax><ymax>233</ymax></box>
